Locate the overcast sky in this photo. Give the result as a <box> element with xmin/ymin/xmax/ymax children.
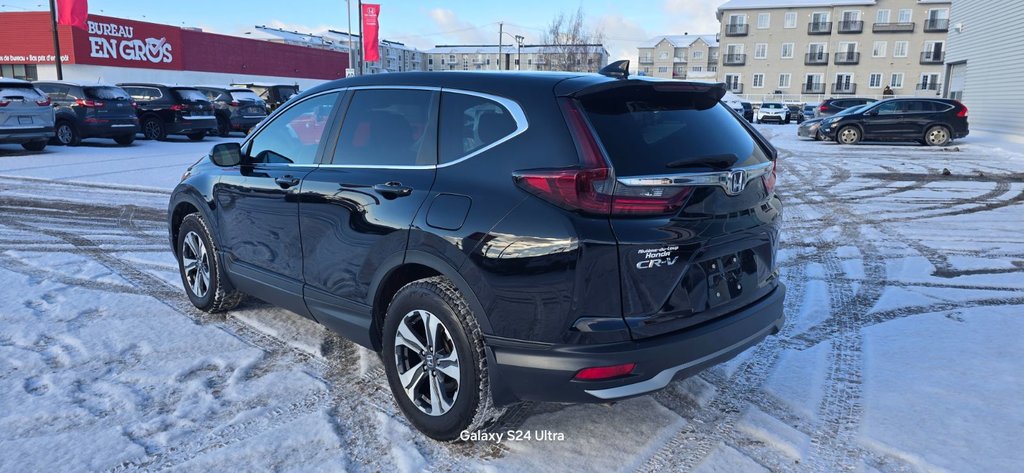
<box><xmin>0</xmin><ymin>0</ymin><xmax>727</xmax><ymax>61</ymax></box>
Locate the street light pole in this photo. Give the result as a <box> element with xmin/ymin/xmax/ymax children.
<box><xmin>497</xmin><ymin>22</ymin><xmax>503</xmax><ymax>70</ymax></box>
<box><xmin>515</xmin><ymin>34</ymin><xmax>524</xmax><ymax>71</ymax></box>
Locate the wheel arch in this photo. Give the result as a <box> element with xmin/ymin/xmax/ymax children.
<box><xmin>168</xmin><ymin>188</ymin><xmax>215</xmax><ymax>257</ymax></box>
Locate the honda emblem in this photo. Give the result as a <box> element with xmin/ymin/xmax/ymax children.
<box><xmin>727</xmin><ymin>170</ymin><xmax>747</xmax><ymax>195</ymax></box>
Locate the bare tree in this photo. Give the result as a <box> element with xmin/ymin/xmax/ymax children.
<box><xmin>542</xmin><ymin>7</ymin><xmax>604</xmax><ymax>72</ymax></box>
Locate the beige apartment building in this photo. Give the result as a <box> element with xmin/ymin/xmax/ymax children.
<box><xmin>424</xmin><ymin>44</ymin><xmax>608</xmax><ymax>72</ymax></box>
<box><xmin>715</xmin><ymin>0</ymin><xmax>951</xmax><ymax>103</ymax></box>
<box><xmin>637</xmin><ymin>34</ymin><xmax>720</xmax><ymax>80</ymax></box>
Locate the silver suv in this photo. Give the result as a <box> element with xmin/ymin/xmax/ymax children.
<box><xmin>0</xmin><ymin>79</ymin><xmax>54</xmax><ymax>152</ymax></box>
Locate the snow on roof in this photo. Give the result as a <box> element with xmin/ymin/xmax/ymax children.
<box><xmin>718</xmin><ymin>0</ymin><xmax>876</xmax><ymax>10</ymax></box>
<box><xmin>425</xmin><ymin>44</ymin><xmax>608</xmax><ymax>55</ymax></box>
<box><xmin>639</xmin><ymin>34</ymin><xmax>719</xmax><ymax>49</ymax></box>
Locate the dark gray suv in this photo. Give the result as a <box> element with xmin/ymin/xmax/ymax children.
<box><xmin>35</xmin><ymin>81</ymin><xmax>139</xmax><ymax>146</ymax></box>
<box><xmin>195</xmin><ymin>86</ymin><xmax>268</xmax><ymax>137</ymax></box>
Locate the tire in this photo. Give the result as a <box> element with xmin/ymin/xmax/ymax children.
<box><xmin>55</xmin><ymin>120</ymin><xmax>81</xmax><ymax>146</ymax></box>
<box><xmin>924</xmin><ymin>125</ymin><xmax>951</xmax><ymax>147</ymax></box>
<box><xmin>113</xmin><ymin>134</ymin><xmax>135</xmax><ymax>146</ymax></box>
<box><xmin>216</xmin><ymin>116</ymin><xmax>231</xmax><ymax>137</ymax></box>
<box><xmin>142</xmin><ymin>117</ymin><xmax>167</xmax><ymax>141</ymax></box>
<box><xmin>382</xmin><ymin>276</ymin><xmax>504</xmax><ymax>441</ymax></box>
<box><xmin>837</xmin><ymin>125</ymin><xmax>861</xmax><ymax>145</ymax></box>
<box><xmin>21</xmin><ymin>140</ymin><xmax>47</xmax><ymax>152</ymax></box>
<box><xmin>176</xmin><ymin>213</ymin><xmax>242</xmax><ymax>313</ymax></box>
<box><xmin>813</xmin><ymin>132</ymin><xmax>822</xmax><ymax>141</ymax></box>
<box><xmin>187</xmin><ymin>132</ymin><xmax>206</xmax><ymax>142</ymax></box>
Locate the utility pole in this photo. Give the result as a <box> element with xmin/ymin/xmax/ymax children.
<box><xmin>498</xmin><ymin>22</ymin><xmax>503</xmax><ymax>70</ymax></box>
<box><xmin>47</xmin><ymin>0</ymin><xmax>63</xmax><ymax>80</ymax></box>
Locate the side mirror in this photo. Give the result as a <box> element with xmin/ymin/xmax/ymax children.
<box><xmin>210</xmin><ymin>142</ymin><xmax>243</xmax><ymax>166</ymax></box>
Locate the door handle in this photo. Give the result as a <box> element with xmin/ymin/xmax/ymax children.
<box><xmin>275</xmin><ymin>175</ymin><xmax>300</xmax><ymax>189</ymax></box>
<box><xmin>373</xmin><ymin>181</ymin><xmax>413</xmax><ymax>198</ymax></box>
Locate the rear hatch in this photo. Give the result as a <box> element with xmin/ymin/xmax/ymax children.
<box><xmin>544</xmin><ymin>80</ymin><xmax>781</xmax><ymax>340</ymax></box>
<box><xmin>0</xmin><ymin>84</ymin><xmax>52</xmax><ymax>130</ymax></box>
<box><xmin>228</xmin><ymin>90</ymin><xmax>268</xmax><ymax>117</ymax></box>
<box><xmin>171</xmin><ymin>87</ymin><xmax>215</xmax><ymax>118</ymax></box>
<box><xmin>82</xmin><ymin>86</ymin><xmax>137</xmax><ymax>121</ymax></box>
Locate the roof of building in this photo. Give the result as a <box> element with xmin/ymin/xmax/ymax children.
<box><xmin>639</xmin><ymin>34</ymin><xmax>719</xmax><ymax>49</ymax></box>
<box><xmin>717</xmin><ymin>0</ymin><xmax>948</xmax><ymax>11</ymax></box>
<box><xmin>425</xmin><ymin>44</ymin><xmax>608</xmax><ymax>55</ymax></box>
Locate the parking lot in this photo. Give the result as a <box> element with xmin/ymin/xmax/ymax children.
<box><xmin>1</xmin><ymin>126</ymin><xmax>1022</xmax><ymax>472</ymax></box>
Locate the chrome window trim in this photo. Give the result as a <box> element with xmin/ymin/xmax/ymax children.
<box><xmin>617</xmin><ymin>161</ymin><xmax>773</xmax><ymax>196</ymax></box>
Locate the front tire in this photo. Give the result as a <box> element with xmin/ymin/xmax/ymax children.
<box><xmin>216</xmin><ymin>115</ymin><xmax>231</xmax><ymax>137</ymax></box>
<box><xmin>176</xmin><ymin>213</ymin><xmax>242</xmax><ymax>312</ymax></box>
<box><xmin>55</xmin><ymin>120</ymin><xmax>82</xmax><ymax>146</ymax></box>
<box><xmin>837</xmin><ymin>125</ymin><xmax>861</xmax><ymax>145</ymax></box>
<box><xmin>114</xmin><ymin>134</ymin><xmax>135</xmax><ymax>146</ymax></box>
<box><xmin>21</xmin><ymin>140</ymin><xmax>47</xmax><ymax>152</ymax></box>
<box><xmin>382</xmin><ymin>276</ymin><xmax>503</xmax><ymax>441</ymax></box>
<box><xmin>924</xmin><ymin>125</ymin><xmax>951</xmax><ymax>146</ymax></box>
<box><xmin>187</xmin><ymin>132</ymin><xmax>206</xmax><ymax>142</ymax></box>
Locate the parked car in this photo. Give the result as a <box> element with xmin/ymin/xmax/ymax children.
<box><xmin>0</xmin><ymin>78</ymin><xmax>53</xmax><ymax>151</ymax></box>
<box><xmin>195</xmin><ymin>86</ymin><xmax>268</xmax><ymax>137</ymax></box>
<box><xmin>814</xmin><ymin>97</ymin><xmax>877</xmax><ymax>118</ymax></box>
<box><xmin>34</xmin><ymin>81</ymin><xmax>139</xmax><ymax>146</ymax></box>
<box><xmin>797</xmin><ymin>117</ymin><xmax>824</xmax><ymax>140</ymax></box>
<box><xmin>756</xmin><ymin>102</ymin><xmax>789</xmax><ymax>124</ymax></box>
<box><xmin>821</xmin><ymin>98</ymin><xmax>969</xmax><ymax>146</ymax></box>
<box><xmin>118</xmin><ymin>83</ymin><xmax>216</xmax><ymax>141</ymax></box>
<box><xmin>168</xmin><ymin>72</ymin><xmax>785</xmax><ymax>440</ymax></box>
<box><xmin>741</xmin><ymin>101</ymin><xmax>754</xmax><ymax>122</ymax></box>
<box><xmin>230</xmin><ymin>82</ymin><xmax>299</xmax><ymax>113</ymax></box>
<box><xmin>787</xmin><ymin>104</ymin><xmax>805</xmax><ymax>124</ymax></box>
<box><xmin>721</xmin><ymin>91</ymin><xmax>745</xmax><ymax>117</ymax></box>
<box><xmin>802</xmin><ymin>104</ymin><xmax>816</xmax><ymax>121</ymax></box>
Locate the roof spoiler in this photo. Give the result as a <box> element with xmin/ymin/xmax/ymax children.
<box><xmin>598</xmin><ymin>60</ymin><xmax>630</xmax><ymax>79</ymax></box>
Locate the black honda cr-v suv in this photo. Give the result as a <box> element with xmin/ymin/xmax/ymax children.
<box><xmin>168</xmin><ymin>67</ymin><xmax>785</xmax><ymax>440</ymax></box>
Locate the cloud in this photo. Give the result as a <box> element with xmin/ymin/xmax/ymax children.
<box><xmin>662</xmin><ymin>0</ymin><xmax>722</xmax><ymax>35</ymax></box>
<box><xmin>594</xmin><ymin>13</ymin><xmax>651</xmax><ymax>69</ymax></box>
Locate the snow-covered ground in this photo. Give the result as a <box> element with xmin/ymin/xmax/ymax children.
<box><xmin>1</xmin><ymin>128</ymin><xmax>1022</xmax><ymax>472</ymax></box>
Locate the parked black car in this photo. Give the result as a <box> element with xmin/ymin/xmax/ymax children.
<box><xmin>230</xmin><ymin>82</ymin><xmax>299</xmax><ymax>113</ymax></box>
<box><xmin>814</xmin><ymin>97</ymin><xmax>877</xmax><ymax>118</ymax></box>
<box><xmin>118</xmin><ymin>83</ymin><xmax>216</xmax><ymax>141</ymax></box>
<box><xmin>821</xmin><ymin>98</ymin><xmax>969</xmax><ymax>146</ymax></box>
<box><xmin>168</xmin><ymin>71</ymin><xmax>785</xmax><ymax>440</ymax></box>
<box><xmin>741</xmin><ymin>101</ymin><xmax>754</xmax><ymax>122</ymax></box>
<box><xmin>34</xmin><ymin>81</ymin><xmax>139</xmax><ymax>146</ymax></box>
<box><xmin>802</xmin><ymin>104</ymin><xmax>816</xmax><ymax>121</ymax></box>
<box><xmin>787</xmin><ymin>104</ymin><xmax>805</xmax><ymax>124</ymax></box>
<box><xmin>195</xmin><ymin>86</ymin><xmax>268</xmax><ymax>137</ymax></box>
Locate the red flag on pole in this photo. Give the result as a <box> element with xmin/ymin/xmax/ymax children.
<box><xmin>56</xmin><ymin>0</ymin><xmax>88</xmax><ymax>30</ymax></box>
<box><xmin>361</xmin><ymin>3</ymin><xmax>380</xmax><ymax>62</ymax></box>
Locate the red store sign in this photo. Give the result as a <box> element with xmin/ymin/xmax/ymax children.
<box><xmin>73</xmin><ymin>15</ymin><xmax>183</xmax><ymax>69</ymax></box>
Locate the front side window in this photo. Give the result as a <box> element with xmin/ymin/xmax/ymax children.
<box><xmin>333</xmin><ymin>89</ymin><xmax>438</xmax><ymax>167</ymax></box>
<box><xmin>248</xmin><ymin>92</ymin><xmax>339</xmax><ymax>165</ymax></box>
<box><xmin>439</xmin><ymin>92</ymin><xmax>518</xmax><ymax>164</ymax></box>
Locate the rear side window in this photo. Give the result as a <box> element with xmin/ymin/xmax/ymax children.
<box><xmin>247</xmin><ymin>92</ymin><xmax>339</xmax><ymax>165</ymax></box>
<box><xmin>581</xmin><ymin>86</ymin><xmax>769</xmax><ymax>176</ymax></box>
<box><xmin>173</xmin><ymin>88</ymin><xmax>207</xmax><ymax>102</ymax></box>
<box><xmin>439</xmin><ymin>92</ymin><xmax>517</xmax><ymax>164</ymax></box>
<box><xmin>124</xmin><ymin>87</ymin><xmax>161</xmax><ymax>101</ymax></box>
<box><xmin>332</xmin><ymin>89</ymin><xmax>438</xmax><ymax>167</ymax></box>
<box><xmin>85</xmin><ymin>86</ymin><xmax>130</xmax><ymax>101</ymax></box>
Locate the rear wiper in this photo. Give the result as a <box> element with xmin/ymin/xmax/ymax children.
<box><xmin>666</xmin><ymin>153</ymin><xmax>738</xmax><ymax>170</ymax></box>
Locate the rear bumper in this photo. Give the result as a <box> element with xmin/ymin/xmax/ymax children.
<box><xmin>486</xmin><ymin>284</ymin><xmax>785</xmax><ymax>404</ymax></box>
<box><xmin>0</xmin><ymin>126</ymin><xmax>53</xmax><ymax>143</ymax></box>
<box><xmin>81</xmin><ymin>120</ymin><xmax>139</xmax><ymax>138</ymax></box>
<box><xmin>167</xmin><ymin>117</ymin><xmax>216</xmax><ymax>135</ymax></box>
<box><xmin>229</xmin><ymin>115</ymin><xmax>265</xmax><ymax>130</ymax></box>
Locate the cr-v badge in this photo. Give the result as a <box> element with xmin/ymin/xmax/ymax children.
<box><xmin>637</xmin><ymin>246</ymin><xmax>680</xmax><ymax>269</ymax></box>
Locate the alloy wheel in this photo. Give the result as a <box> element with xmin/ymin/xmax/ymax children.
<box><xmin>181</xmin><ymin>231</ymin><xmax>210</xmax><ymax>298</ymax></box>
<box><xmin>57</xmin><ymin>124</ymin><xmax>74</xmax><ymax>145</ymax></box>
<box><xmin>144</xmin><ymin>120</ymin><xmax>161</xmax><ymax>140</ymax></box>
<box><xmin>393</xmin><ymin>309</ymin><xmax>461</xmax><ymax>416</ymax></box>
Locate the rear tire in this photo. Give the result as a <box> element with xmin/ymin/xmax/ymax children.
<box><xmin>187</xmin><ymin>132</ymin><xmax>206</xmax><ymax>142</ymax></box>
<box><xmin>55</xmin><ymin>120</ymin><xmax>82</xmax><ymax>146</ymax></box>
<box><xmin>142</xmin><ymin>117</ymin><xmax>167</xmax><ymax>141</ymax></box>
<box><xmin>382</xmin><ymin>276</ymin><xmax>504</xmax><ymax>441</ymax></box>
<box><xmin>837</xmin><ymin>125</ymin><xmax>861</xmax><ymax>145</ymax></box>
<box><xmin>176</xmin><ymin>213</ymin><xmax>242</xmax><ymax>313</ymax></box>
<box><xmin>21</xmin><ymin>140</ymin><xmax>47</xmax><ymax>152</ymax></box>
<box><xmin>924</xmin><ymin>125</ymin><xmax>951</xmax><ymax>146</ymax></box>
<box><xmin>114</xmin><ymin>134</ymin><xmax>135</xmax><ymax>146</ymax></box>
<box><xmin>216</xmin><ymin>115</ymin><xmax>231</xmax><ymax>137</ymax></box>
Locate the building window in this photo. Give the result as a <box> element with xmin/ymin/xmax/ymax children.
<box><xmin>872</xmin><ymin>41</ymin><xmax>887</xmax><ymax>58</ymax></box>
<box><xmin>890</xmin><ymin>72</ymin><xmax>904</xmax><ymax>88</ymax></box>
<box><xmin>876</xmin><ymin>9</ymin><xmax>891</xmax><ymax>23</ymax></box>
<box><xmin>708</xmin><ymin>65</ymin><xmax>717</xmax><ymax>72</ymax></box>
<box><xmin>898</xmin><ymin>9</ymin><xmax>912</xmax><ymax>23</ymax></box>
<box><xmin>781</xmin><ymin>43</ymin><xmax>794</xmax><ymax>59</ymax></box>
<box><xmin>869</xmin><ymin>73</ymin><xmax>883</xmax><ymax>88</ymax></box>
<box><xmin>0</xmin><ymin>64</ymin><xmax>38</xmax><ymax>81</ymax></box>
<box><xmin>729</xmin><ymin>14</ymin><xmax>747</xmax><ymax>25</ymax></box>
<box><xmin>449</xmin><ymin>55</ymin><xmax>455</xmax><ymax>62</ymax></box>
<box><xmin>752</xmin><ymin>73</ymin><xmax>765</xmax><ymax>88</ymax></box>
<box><xmin>893</xmin><ymin>41</ymin><xmax>908</xmax><ymax>57</ymax></box>
<box><xmin>692</xmin><ymin>66</ymin><xmax>703</xmax><ymax>72</ymax></box>
<box><xmin>754</xmin><ymin>43</ymin><xmax>768</xmax><ymax>59</ymax></box>
<box><xmin>657</xmin><ymin>67</ymin><xmax>669</xmax><ymax>73</ymax></box>
<box><xmin>757</xmin><ymin>13</ymin><xmax>770</xmax><ymax>29</ymax></box>
<box><xmin>779</xmin><ymin>73</ymin><xmax>791</xmax><ymax>88</ymax></box>
<box><xmin>692</xmin><ymin>50</ymin><xmax>704</xmax><ymax>59</ymax></box>
<box><xmin>784</xmin><ymin>12</ymin><xmax>797</xmax><ymax>28</ymax></box>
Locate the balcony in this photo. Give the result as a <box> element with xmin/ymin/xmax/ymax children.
<box><xmin>924</xmin><ymin>19</ymin><xmax>950</xmax><ymax>32</ymax></box>
<box><xmin>834</xmin><ymin>51</ymin><xmax>860</xmax><ymax>65</ymax></box>
<box><xmin>916</xmin><ymin>82</ymin><xmax>942</xmax><ymax>91</ymax></box>
<box><xmin>725</xmin><ymin>23</ymin><xmax>749</xmax><ymax>36</ymax></box>
<box><xmin>873</xmin><ymin>22</ymin><xmax>915</xmax><ymax>33</ymax></box>
<box><xmin>838</xmin><ymin>20</ymin><xmax>864</xmax><ymax>33</ymax></box>
<box><xmin>723</xmin><ymin>53</ymin><xmax>747</xmax><ymax>66</ymax></box>
<box><xmin>726</xmin><ymin>83</ymin><xmax>744</xmax><ymax>93</ymax></box>
<box><xmin>920</xmin><ymin>51</ymin><xmax>945</xmax><ymax>64</ymax></box>
<box><xmin>805</xmin><ymin>52</ymin><xmax>829</xmax><ymax>65</ymax></box>
<box><xmin>802</xmin><ymin>83</ymin><xmax>825</xmax><ymax>94</ymax></box>
<box><xmin>808</xmin><ymin>22</ymin><xmax>833</xmax><ymax>34</ymax></box>
<box><xmin>831</xmin><ymin>83</ymin><xmax>857</xmax><ymax>94</ymax></box>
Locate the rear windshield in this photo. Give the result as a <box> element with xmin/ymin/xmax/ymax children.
<box><xmin>276</xmin><ymin>86</ymin><xmax>299</xmax><ymax>99</ymax></box>
<box><xmin>230</xmin><ymin>90</ymin><xmax>262</xmax><ymax>102</ymax></box>
<box><xmin>173</xmin><ymin>88</ymin><xmax>207</xmax><ymax>102</ymax></box>
<box><xmin>581</xmin><ymin>86</ymin><xmax>769</xmax><ymax>176</ymax></box>
<box><xmin>85</xmin><ymin>86</ymin><xmax>130</xmax><ymax>100</ymax></box>
<box><xmin>0</xmin><ymin>85</ymin><xmax>45</xmax><ymax>101</ymax></box>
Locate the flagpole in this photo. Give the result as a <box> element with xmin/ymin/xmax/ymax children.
<box><xmin>357</xmin><ymin>0</ymin><xmax>364</xmax><ymax>75</ymax></box>
<box><xmin>346</xmin><ymin>0</ymin><xmax>353</xmax><ymax>72</ymax></box>
<box><xmin>47</xmin><ymin>0</ymin><xmax>63</xmax><ymax>80</ymax></box>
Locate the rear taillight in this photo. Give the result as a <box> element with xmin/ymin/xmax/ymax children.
<box><xmin>956</xmin><ymin>103</ymin><xmax>968</xmax><ymax>118</ymax></box>
<box><xmin>512</xmin><ymin>98</ymin><xmax>693</xmax><ymax>217</ymax></box>
<box><xmin>574</xmin><ymin>363</ymin><xmax>636</xmax><ymax>380</ymax></box>
<box><xmin>229</xmin><ymin>101</ymin><xmax>240</xmax><ymax>106</ymax></box>
<box><xmin>762</xmin><ymin>160</ymin><xmax>778</xmax><ymax>195</ymax></box>
<box><xmin>37</xmin><ymin>98</ymin><xmax>51</xmax><ymax>106</ymax></box>
<box><xmin>170</xmin><ymin>104</ymin><xmax>186</xmax><ymax>111</ymax></box>
<box><xmin>819</xmin><ymin>104</ymin><xmax>829</xmax><ymax>112</ymax></box>
<box><xmin>0</xmin><ymin>100</ymin><xmax>9</xmax><ymax>107</ymax></box>
<box><xmin>131</xmin><ymin>101</ymin><xmax>138</xmax><ymax>109</ymax></box>
<box><xmin>74</xmin><ymin>99</ymin><xmax>103</xmax><ymax>108</ymax></box>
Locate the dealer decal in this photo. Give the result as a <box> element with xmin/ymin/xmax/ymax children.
<box><xmin>636</xmin><ymin>246</ymin><xmax>680</xmax><ymax>269</ymax></box>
